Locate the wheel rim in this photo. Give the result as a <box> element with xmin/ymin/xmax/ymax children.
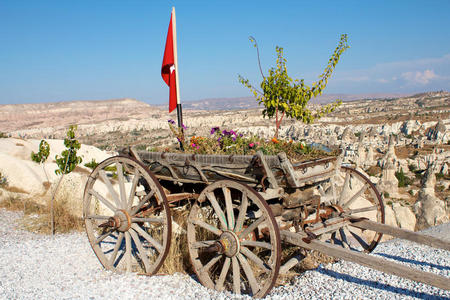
<box><xmin>314</xmin><ymin>166</ymin><xmax>384</xmax><ymax>253</ymax></box>
<box><xmin>187</xmin><ymin>180</ymin><xmax>281</xmax><ymax>298</ymax></box>
<box><xmin>83</xmin><ymin>155</ymin><xmax>171</xmax><ymax>275</ymax></box>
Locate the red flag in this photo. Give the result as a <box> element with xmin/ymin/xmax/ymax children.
<box><xmin>161</xmin><ymin>14</ymin><xmax>177</xmax><ymax>113</ymax></box>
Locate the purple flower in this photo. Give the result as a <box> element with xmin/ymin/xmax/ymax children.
<box><xmin>182</xmin><ymin>123</ymin><xmax>187</xmax><ymax>130</ymax></box>
<box><xmin>230</xmin><ymin>130</ymin><xmax>237</xmax><ymax>136</ymax></box>
<box><xmin>222</xmin><ymin>130</ymin><xmax>230</xmax><ymax>136</ymax></box>
<box><xmin>232</xmin><ymin>136</ymin><xmax>236</xmax><ymax>142</ymax></box>
<box><xmin>217</xmin><ymin>136</ymin><xmax>222</xmax><ymax>142</ymax></box>
<box><xmin>210</xmin><ymin>127</ymin><xmax>220</xmax><ymax>135</ymax></box>
<box><xmin>168</xmin><ymin>119</ymin><xmax>175</xmax><ymax>125</ymax></box>
<box><xmin>239</xmin><ymin>133</ymin><xmax>243</xmax><ymax>137</ymax></box>
<box><xmin>176</xmin><ymin>137</ymin><xmax>181</xmax><ymax>142</ymax></box>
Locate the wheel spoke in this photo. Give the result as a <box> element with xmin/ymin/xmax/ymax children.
<box><xmin>239</xmin><ymin>217</ymin><xmax>264</xmax><ymax>239</ymax></box>
<box><xmin>127</xmin><ymin>169</ymin><xmax>140</xmax><ymax>210</ymax></box>
<box><xmin>95</xmin><ymin>229</ymin><xmax>114</xmax><ymax>245</ymax></box>
<box><xmin>234</xmin><ymin>191</ymin><xmax>248</xmax><ymax>232</ymax></box>
<box><xmin>338</xmin><ymin>171</ymin><xmax>350</xmax><ymax>204</ymax></box>
<box><xmin>338</xmin><ymin>227</ymin><xmax>350</xmax><ymax>249</ymax></box>
<box><xmin>190</xmin><ymin>218</ymin><xmax>222</xmax><ymax>236</ymax></box>
<box><xmin>130</xmin><ymin>190</ymin><xmax>155</xmax><ymax>216</ymax></box>
<box><xmin>85</xmin><ymin>214</ymin><xmax>111</xmax><ymax>220</ymax></box>
<box><xmin>89</xmin><ymin>189</ymin><xmax>116</xmax><ymax>212</ymax></box>
<box><xmin>215</xmin><ymin>257</ymin><xmax>231</xmax><ymax>291</ymax></box>
<box><xmin>109</xmin><ymin>232</ymin><xmax>124</xmax><ymax>266</ymax></box>
<box><xmin>330</xmin><ymin>176</ymin><xmax>337</xmax><ymax>204</ymax></box>
<box><xmin>192</xmin><ymin>240</ymin><xmax>216</xmax><ymax>249</ymax></box>
<box><xmin>348</xmin><ymin>229</ymin><xmax>370</xmax><ymax>250</ymax></box>
<box><xmin>345</xmin><ymin>205</ymin><xmax>378</xmax><ymax>215</ymax></box>
<box><xmin>116</xmin><ymin>162</ymin><xmax>128</xmax><ymax>208</ymax></box>
<box><xmin>131</xmin><ymin>217</ymin><xmax>164</xmax><ymax>224</ymax></box>
<box><xmin>99</xmin><ymin>170</ymin><xmax>122</xmax><ymax>209</ymax></box>
<box><xmin>200</xmin><ymin>254</ymin><xmax>222</xmax><ymax>273</ymax></box>
<box><xmin>124</xmin><ymin>232</ymin><xmax>132</xmax><ymax>272</ymax></box>
<box><xmin>206</xmin><ymin>192</ymin><xmax>228</xmax><ymax>230</ymax></box>
<box><xmin>232</xmin><ymin>256</ymin><xmax>240</xmax><ymax>295</ymax></box>
<box><xmin>237</xmin><ymin>253</ymin><xmax>260</xmax><ymax>296</ymax></box>
<box><xmin>131</xmin><ymin>223</ymin><xmax>163</xmax><ymax>252</ymax></box>
<box><xmin>129</xmin><ymin>228</ymin><xmax>151</xmax><ymax>272</ymax></box>
<box><xmin>241</xmin><ymin>240</ymin><xmax>272</xmax><ymax>250</ymax></box>
<box><xmin>223</xmin><ymin>187</ymin><xmax>235</xmax><ymax>230</ymax></box>
<box><xmin>342</xmin><ymin>184</ymin><xmax>368</xmax><ymax>209</ymax></box>
<box><xmin>330</xmin><ymin>231</ymin><xmax>337</xmax><ymax>244</ymax></box>
<box><xmin>240</xmin><ymin>246</ymin><xmax>270</xmax><ymax>272</ymax></box>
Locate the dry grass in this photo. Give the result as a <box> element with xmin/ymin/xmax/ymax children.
<box><xmin>0</xmin><ymin>194</ymin><xmax>83</xmax><ymax>234</ymax></box>
<box><xmin>158</xmin><ymin>206</ymin><xmax>192</xmax><ymax>275</ymax></box>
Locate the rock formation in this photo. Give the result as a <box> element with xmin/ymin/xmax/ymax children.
<box><xmin>414</xmin><ymin>161</ymin><xmax>449</xmax><ymax>230</ymax></box>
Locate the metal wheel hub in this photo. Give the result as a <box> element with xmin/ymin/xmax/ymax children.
<box><xmin>219</xmin><ymin>231</ymin><xmax>240</xmax><ymax>257</ymax></box>
<box><xmin>101</xmin><ymin>209</ymin><xmax>131</xmax><ymax>232</ymax></box>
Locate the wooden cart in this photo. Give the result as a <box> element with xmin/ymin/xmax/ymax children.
<box><xmin>83</xmin><ymin>149</ymin><xmax>450</xmax><ymax>298</ymax></box>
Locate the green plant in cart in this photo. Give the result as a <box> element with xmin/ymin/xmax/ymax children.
<box><xmin>239</xmin><ymin>34</ymin><xmax>349</xmax><ymax>138</ymax></box>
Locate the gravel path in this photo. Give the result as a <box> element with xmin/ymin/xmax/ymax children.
<box><xmin>0</xmin><ymin>208</ymin><xmax>449</xmax><ymax>300</ymax></box>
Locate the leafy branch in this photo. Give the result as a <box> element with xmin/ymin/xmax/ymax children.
<box><xmin>239</xmin><ymin>34</ymin><xmax>349</xmax><ymax>138</ymax></box>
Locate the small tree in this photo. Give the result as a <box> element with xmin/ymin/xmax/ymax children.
<box><xmin>31</xmin><ymin>139</ymin><xmax>50</xmax><ymax>182</ymax></box>
<box><xmin>50</xmin><ymin>125</ymin><xmax>82</xmax><ymax>235</ymax></box>
<box><xmin>239</xmin><ymin>34</ymin><xmax>349</xmax><ymax>138</ymax></box>
<box><xmin>55</xmin><ymin>125</ymin><xmax>82</xmax><ymax>175</ymax></box>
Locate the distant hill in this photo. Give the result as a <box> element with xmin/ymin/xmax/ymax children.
<box><xmin>162</xmin><ymin>93</ymin><xmax>412</xmax><ymax>111</ymax></box>
<box><xmin>0</xmin><ymin>98</ymin><xmax>160</xmax><ymax>132</ymax></box>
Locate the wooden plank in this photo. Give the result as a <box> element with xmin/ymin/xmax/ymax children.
<box><xmin>139</xmin><ymin>151</ymin><xmax>281</xmax><ymax>167</ymax></box>
<box><xmin>281</xmin><ymin>230</ymin><xmax>450</xmax><ymax>291</ymax></box>
<box><xmin>350</xmin><ymin>218</ymin><xmax>450</xmax><ymax>251</ymax></box>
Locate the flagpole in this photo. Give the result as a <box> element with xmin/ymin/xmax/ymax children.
<box><xmin>171</xmin><ymin>7</ymin><xmax>184</xmax><ymax>150</ymax></box>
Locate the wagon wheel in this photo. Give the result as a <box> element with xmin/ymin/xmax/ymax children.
<box><xmin>83</xmin><ymin>156</ymin><xmax>171</xmax><ymax>275</ymax></box>
<box><xmin>315</xmin><ymin>166</ymin><xmax>384</xmax><ymax>253</ymax></box>
<box><xmin>187</xmin><ymin>180</ymin><xmax>281</xmax><ymax>298</ymax></box>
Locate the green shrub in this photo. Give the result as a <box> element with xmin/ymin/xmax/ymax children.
<box><xmin>408</xmin><ymin>164</ymin><xmax>417</xmax><ymax>172</ymax></box>
<box><xmin>384</xmin><ymin>192</ymin><xmax>390</xmax><ymax>198</ymax></box>
<box><xmin>395</xmin><ymin>168</ymin><xmax>412</xmax><ymax>187</ymax></box>
<box><xmin>31</xmin><ymin>140</ymin><xmax>50</xmax><ymax>164</ymax></box>
<box><xmin>84</xmin><ymin>159</ymin><xmax>99</xmax><ymax>170</ymax></box>
<box><xmin>55</xmin><ymin>125</ymin><xmax>82</xmax><ymax>175</ymax></box>
<box><xmin>0</xmin><ymin>132</ymin><xmax>7</xmax><ymax>138</ymax></box>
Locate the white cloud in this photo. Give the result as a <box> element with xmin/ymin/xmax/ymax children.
<box><xmin>330</xmin><ymin>53</ymin><xmax>450</xmax><ymax>91</ymax></box>
<box><xmin>401</xmin><ymin>69</ymin><xmax>438</xmax><ymax>85</ymax></box>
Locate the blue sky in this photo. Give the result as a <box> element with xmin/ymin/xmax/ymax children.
<box><xmin>1</xmin><ymin>0</ymin><xmax>449</xmax><ymax>105</ymax></box>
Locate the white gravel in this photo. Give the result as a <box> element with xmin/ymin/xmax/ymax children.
<box><xmin>0</xmin><ymin>208</ymin><xmax>449</xmax><ymax>300</ymax></box>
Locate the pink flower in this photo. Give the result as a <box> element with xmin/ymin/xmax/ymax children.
<box><xmin>249</xmin><ymin>143</ymin><xmax>255</xmax><ymax>148</ymax></box>
<box><xmin>191</xmin><ymin>143</ymin><xmax>196</xmax><ymax>148</ymax></box>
